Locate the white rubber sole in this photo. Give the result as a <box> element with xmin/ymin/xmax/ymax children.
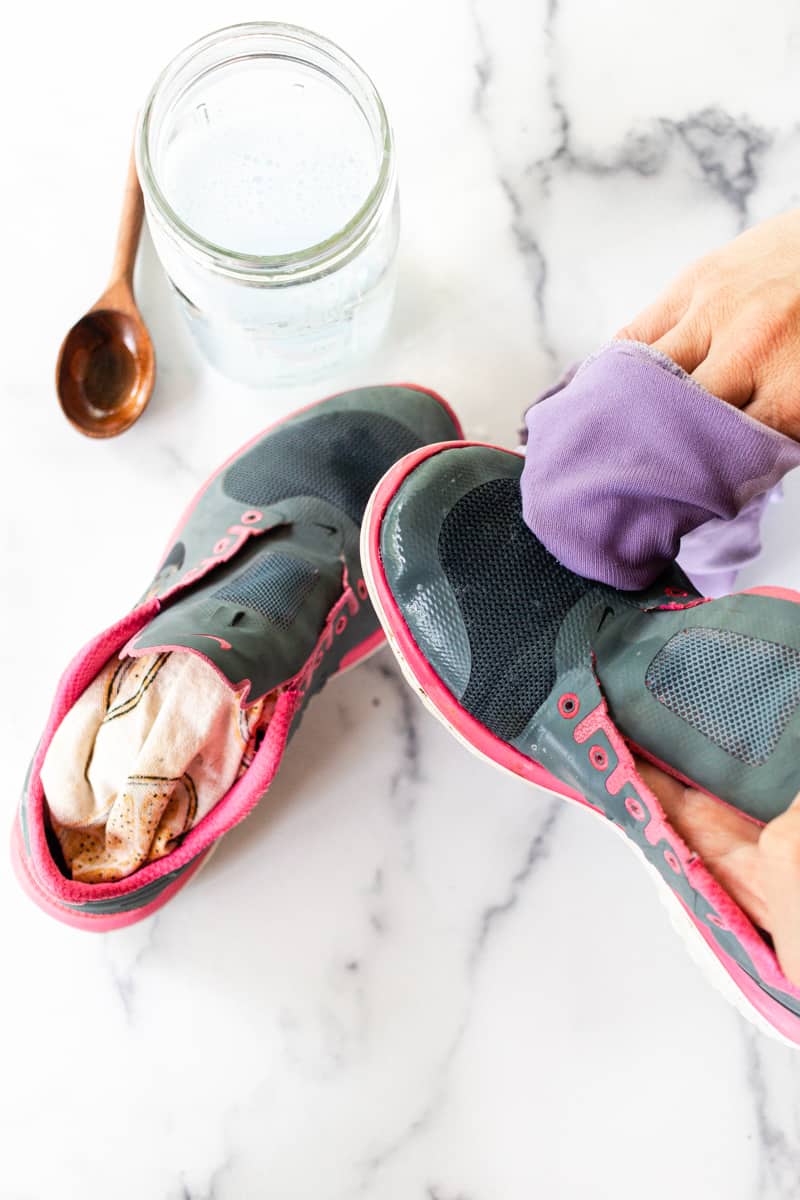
<box><xmin>360</xmin><ymin>492</ymin><xmax>798</xmax><ymax>1049</ymax></box>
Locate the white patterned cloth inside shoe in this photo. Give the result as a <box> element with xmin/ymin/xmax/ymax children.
<box><xmin>40</xmin><ymin>651</ymin><xmax>274</xmax><ymax>883</ymax></box>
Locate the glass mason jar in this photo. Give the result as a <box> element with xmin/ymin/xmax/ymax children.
<box><xmin>136</xmin><ymin>23</ymin><xmax>400</xmax><ymax>387</ymax></box>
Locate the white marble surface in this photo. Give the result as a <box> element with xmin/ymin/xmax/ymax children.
<box><xmin>4</xmin><ymin>1</ymin><xmax>800</xmax><ymax>1196</ymax></box>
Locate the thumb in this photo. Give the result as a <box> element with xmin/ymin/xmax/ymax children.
<box><xmin>758</xmin><ymin>795</ymin><xmax>800</xmax><ymax>989</ymax></box>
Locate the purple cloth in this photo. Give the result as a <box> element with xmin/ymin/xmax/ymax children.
<box><xmin>522</xmin><ymin>341</ymin><xmax>800</xmax><ymax>594</ymax></box>
<box><xmin>677</xmin><ymin>489</ymin><xmax>776</xmax><ymax>596</ymax></box>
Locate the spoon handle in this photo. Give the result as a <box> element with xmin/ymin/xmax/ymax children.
<box><xmin>110</xmin><ymin>145</ymin><xmax>145</xmax><ymax>288</ymax></box>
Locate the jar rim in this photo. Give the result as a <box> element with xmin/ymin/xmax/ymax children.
<box><xmin>136</xmin><ymin>21</ymin><xmax>394</xmax><ymax>281</ymax></box>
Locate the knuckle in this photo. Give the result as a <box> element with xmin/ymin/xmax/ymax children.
<box><xmin>674</xmin><ymin>306</ymin><xmax>711</xmax><ymax>360</ymax></box>
<box><xmin>700</xmin><ymin>277</ymin><xmax>738</xmax><ymax>314</ymax></box>
<box><xmin>741</xmin><ymin>289</ymin><xmax>800</xmax><ymax>364</ymax></box>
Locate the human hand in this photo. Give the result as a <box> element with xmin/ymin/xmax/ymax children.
<box><xmin>616</xmin><ymin>210</ymin><xmax>800</xmax><ymax>441</ymax></box>
<box><xmin>637</xmin><ymin>758</ymin><xmax>800</xmax><ymax>989</ymax></box>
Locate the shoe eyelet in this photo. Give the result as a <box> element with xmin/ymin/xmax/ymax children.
<box><xmin>213</xmin><ymin>537</ymin><xmax>230</xmax><ymax>555</ymax></box>
<box><xmin>241</xmin><ymin>509</ymin><xmax>263</xmax><ymax>525</ymax></box>
<box><xmin>664</xmin><ymin>848</ymin><xmax>681</xmax><ymax>874</ymax></box>
<box><xmin>625</xmin><ymin>796</ymin><xmax>645</xmax><ymax>821</ymax></box>
<box><xmin>357</xmin><ymin>578</ymin><xmax>369</xmax><ymax>600</ymax></box>
<box><xmin>707</xmin><ymin>913</ymin><xmax>727</xmax><ymax>930</ymax></box>
<box><xmin>558</xmin><ymin>693</ymin><xmax>580</xmax><ymax>719</ymax></box>
<box><xmin>335</xmin><ymin>614</ymin><xmax>348</xmax><ymax>635</ymax></box>
<box><xmin>590</xmin><ymin>746</ymin><xmax>608</xmax><ymax>770</ymax></box>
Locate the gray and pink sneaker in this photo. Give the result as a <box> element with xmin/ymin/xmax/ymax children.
<box><xmin>13</xmin><ymin>385</ymin><xmax>462</xmax><ymax>930</ymax></box>
<box><xmin>362</xmin><ymin>439</ymin><xmax>800</xmax><ymax>1046</ymax></box>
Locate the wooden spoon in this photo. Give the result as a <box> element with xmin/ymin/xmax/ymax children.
<box><xmin>56</xmin><ymin>148</ymin><xmax>155</xmax><ymax>438</ymax></box>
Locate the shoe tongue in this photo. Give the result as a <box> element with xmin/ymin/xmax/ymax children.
<box><xmin>125</xmin><ymin>601</ymin><xmax>270</xmax><ymax>701</ymax></box>
<box><xmin>593</xmin><ymin>596</ymin><xmax>800</xmax><ymax>823</ymax></box>
<box><xmin>124</xmin><ymin>532</ymin><xmax>345</xmax><ymax>704</ymax></box>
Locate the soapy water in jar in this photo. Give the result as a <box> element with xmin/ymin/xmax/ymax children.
<box><xmin>150</xmin><ymin>58</ymin><xmax>399</xmax><ymax>385</ymax></box>
<box><xmin>162</xmin><ymin>72</ymin><xmax>376</xmax><ymax>255</ymax></box>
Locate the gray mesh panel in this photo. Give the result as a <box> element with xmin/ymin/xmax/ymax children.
<box><xmin>645</xmin><ymin>626</ymin><xmax>800</xmax><ymax>766</ymax></box>
<box><xmin>212</xmin><ymin>553</ymin><xmax>319</xmax><ymax>630</ymax></box>
<box><xmin>437</xmin><ymin>477</ymin><xmax>594</xmax><ymax>740</ymax></box>
<box><xmin>222</xmin><ymin>411</ymin><xmax>423</xmax><ymax>523</ymax></box>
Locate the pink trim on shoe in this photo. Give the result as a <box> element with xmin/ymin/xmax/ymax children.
<box><xmin>570</xmin><ymin>693</ymin><xmax>800</xmax><ymax>1007</ymax></box>
<box><xmin>677</xmin><ymin>893</ymin><xmax>800</xmax><ymax>1043</ymax></box>
<box><xmin>16</xmin><ymin>570</ymin><xmax>387</xmax><ymax>922</ymax></box>
<box><xmin>23</xmin><ymin>636</ymin><xmax>300</xmax><ymax>906</ymax></box>
<box><xmin>16</xmin><ymin>589</ymin><xmax>380</xmax><ymax>916</ymax></box>
<box><xmin>364</xmin><ymin>440</ymin><xmax>800</xmax><ymax>1040</ymax></box>
<box><xmin>10</xmin><ymin>814</ymin><xmax>212</xmax><ymax>932</ymax></box>
<box><xmin>15</xmin><ymin>388</ymin><xmax>462</xmax><ymax>925</ymax></box>
<box><xmin>741</xmin><ymin>586</ymin><xmax>800</xmax><ymax>603</ymax></box>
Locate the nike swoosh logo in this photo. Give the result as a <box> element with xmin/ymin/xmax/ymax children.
<box><xmin>596</xmin><ymin>606</ymin><xmax>615</xmax><ymax>633</ymax></box>
<box><xmin>197</xmin><ymin>635</ymin><xmax>232</xmax><ymax>650</ymax></box>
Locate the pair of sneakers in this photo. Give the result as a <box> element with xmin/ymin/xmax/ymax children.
<box><xmin>14</xmin><ymin>385</ymin><xmax>800</xmax><ymax>1045</ymax></box>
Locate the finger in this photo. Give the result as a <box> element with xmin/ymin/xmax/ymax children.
<box><xmin>691</xmin><ymin>340</ymin><xmax>755</xmax><ymax>409</ymax></box>
<box><xmin>758</xmin><ymin>799</ymin><xmax>800</xmax><ymax>988</ymax></box>
<box><xmin>637</xmin><ymin>759</ymin><xmax>768</xmax><ymax>927</ymax></box>
<box><xmin>651</xmin><ymin>311</ymin><xmax>711</xmax><ymax>376</ymax></box>
<box><xmin>614</xmin><ymin>280</ymin><xmax>692</xmax><ymax>345</ymax></box>
<box><xmin>637</xmin><ymin>760</ymin><xmax>759</xmax><ymax>853</ymax></box>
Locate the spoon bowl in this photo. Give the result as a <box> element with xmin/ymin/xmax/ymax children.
<box><xmin>56</xmin><ymin>148</ymin><xmax>155</xmax><ymax>438</ymax></box>
<box><xmin>57</xmin><ymin>299</ymin><xmax>154</xmax><ymax>437</ymax></box>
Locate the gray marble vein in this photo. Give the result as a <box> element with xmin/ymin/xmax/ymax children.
<box><xmin>8</xmin><ymin>2</ymin><xmax>800</xmax><ymax>1197</ymax></box>
<box><xmin>369</xmin><ymin>657</ymin><xmax>423</xmax><ymax>805</ymax></box>
<box><xmin>101</xmin><ymin>912</ymin><xmax>162</xmax><ymax>1023</ymax></box>
<box><xmin>356</xmin><ymin>799</ymin><xmax>564</xmax><ymax>1194</ymax></box>
<box><xmin>744</xmin><ymin>1028</ymin><xmax>800</xmax><ymax>1198</ymax></box>
<box><xmin>467</xmin><ymin>798</ymin><xmax>562</xmax><ymax>971</ymax></box>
